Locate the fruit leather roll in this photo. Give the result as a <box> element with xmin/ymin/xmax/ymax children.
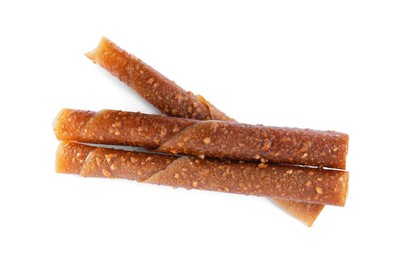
<box><xmin>86</xmin><ymin>37</ymin><xmax>232</xmax><ymax>121</ymax></box>
<box><xmin>56</xmin><ymin>142</ymin><xmax>349</xmax><ymax>206</ymax></box>
<box><xmin>54</xmin><ymin>109</ymin><xmax>349</xmax><ymax>169</ymax></box>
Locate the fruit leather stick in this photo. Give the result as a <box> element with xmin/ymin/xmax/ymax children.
<box><xmin>56</xmin><ymin>142</ymin><xmax>349</xmax><ymax>206</ymax></box>
<box><xmin>54</xmin><ymin>108</ymin><xmax>349</xmax><ymax>169</ymax></box>
<box><xmin>86</xmin><ymin>37</ymin><xmax>232</xmax><ymax>121</ymax></box>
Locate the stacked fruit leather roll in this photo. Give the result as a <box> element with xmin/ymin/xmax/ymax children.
<box><xmin>56</xmin><ymin>141</ymin><xmax>348</xmax><ymax>207</ymax></box>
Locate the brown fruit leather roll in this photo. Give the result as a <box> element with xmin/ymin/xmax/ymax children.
<box><xmin>86</xmin><ymin>37</ymin><xmax>233</xmax><ymax>121</ymax></box>
<box><xmin>56</xmin><ymin>142</ymin><xmax>349</xmax><ymax>206</ymax></box>
<box><xmin>54</xmin><ymin>108</ymin><xmax>349</xmax><ymax>169</ymax></box>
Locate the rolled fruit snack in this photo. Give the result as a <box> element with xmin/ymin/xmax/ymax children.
<box><xmin>85</xmin><ymin>37</ymin><xmax>350</xmax><ymax>225</ymax></box>
<box><xmin>56</xmin><ymin>142</ymin><xmax>349</xmax><ymax>206</ymax></box>
<box><xmin>54</xmin><ymin>109</ymin><xmax>349</xmax><ymax>169</ymax></box>
<box><xmin>86</xmin><ymin>37</ymin><xmax>232</xmax><ymax>121</ymax></box>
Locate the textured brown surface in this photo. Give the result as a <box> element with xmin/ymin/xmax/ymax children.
<box><xmin>56</xmin><ymin>142</ymin><xmax>349</xmax><ymax>206</ymax></box>
<box><xmin>54</xmin><ymin>109</ymin><xmax>195</xmax><ymax>149</ymax></box>
<box><xmin>54</xmin><ymin>108</ymin><xmax>349</xmax><ymax>169</ymax></box>
<box><xmin>55</xmin><ymin>141</ymin><xmax>94</xmax><ymax>174</ymax></box>
<box><xmin>86</xmin><ymin>37</ymin><xmax>233</xmax><ymax>121</ymax></box>
<box><xmin>84</xmin><ymin>37</ymin><xmax>349</xmax><ymax>225</ymax></box>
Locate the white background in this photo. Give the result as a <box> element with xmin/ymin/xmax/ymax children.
<box><xmin>1</xmin><ymin>1</ymin><xmax>402</xmax><ymax>259</ymax></box>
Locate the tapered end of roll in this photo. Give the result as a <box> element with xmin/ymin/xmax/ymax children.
<box><xmin>53</xmin><ymin>108</ymin><xmax>96</xmax><ymax>142</ymax></box>
<box><xmin>85</xmin><ymin>36</ymin><xmax>110</xmax><ymax>63</ymax></box>
<box><xmin>55</xmin><ymin>142</ymin><xmax>93</xmax><ymax>174</ymax></box>
<box><xmin>53</xmin><ymin>109</ymin><xmax>70</xmax><ymax>139</ymax></box>
<box><xmin>85</xmin><ymin>49</ymin><xmax>96</xmax><ymax>62</ymax></box>
<box><xmin>340</xmin><ymin>171</ymin><xmax>349</xmax><ymax>206</ymax></box>
<box><xmin>85</xmin><ymin>37</ymin><xmax>108</xmax><ymax>63</ymax></box>
<box><xmin>272</xmin><ymin>199</ymin><xmax>325</xmax><ymax>227</ymax></box>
